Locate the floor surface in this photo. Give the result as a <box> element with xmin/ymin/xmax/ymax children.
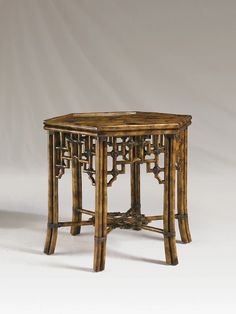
<box><xmin>0</xmin><ymin>170</ymin><xmax>235</xmax><ymax>314</ymax></box>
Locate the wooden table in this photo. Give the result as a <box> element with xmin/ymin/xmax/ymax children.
<box><xmin>43</xmin><ymin>111</ymin><xmax>192</xmax><ymax>272</ymax></box>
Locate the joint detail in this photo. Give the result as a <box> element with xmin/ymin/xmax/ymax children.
<box><xmin>48</xmin><ymin>222</ymin><xmax>63</xmax><ymax>229</ymax></box>
<box><xmin>94</xmin><ymin>236</ymin><xmax>107</xmax><ymax>243</ymax></box>
<box><xmin>175</xmin><ymin>213</ymin><xmax>188</xmax><ymax>220</ymax></box>
<box><xmin>163</xmin><ymin>231</ymin><xmax>176</xmax><ymax>237</ymax></box>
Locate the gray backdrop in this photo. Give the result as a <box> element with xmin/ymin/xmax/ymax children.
<box><xmin>0</xmin><ymin>0</ymin><xmax>236</xmax><ymax>173</ymax></box>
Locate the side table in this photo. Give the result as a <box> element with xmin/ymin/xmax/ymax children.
<box><xmin>43</xmin><ymin>111</ymin><xmax>192</xmax><ymax>272</ymax></box>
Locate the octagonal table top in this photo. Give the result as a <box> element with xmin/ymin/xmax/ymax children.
<box><xmin>44</xmin><ymin>111</ymin><xmax>192</xmax><ymax>136</ymax></box>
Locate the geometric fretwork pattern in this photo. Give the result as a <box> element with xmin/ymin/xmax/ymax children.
<box><xmin>55</xmin><ymin>132</ymin><xmax>96</xmax><ymax>184</ymax></box>
<box><xmin>54</xmin><ymin>132</ymin><xmax>166</xmax><ymax>186</ymax></box>
<box><xmin>107</xmin><ymin>135</ymin><xmax>165</xmax><ymax>186</ymax></box>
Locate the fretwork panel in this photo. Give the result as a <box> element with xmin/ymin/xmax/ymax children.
<box><xmin>53</xmin><ymin>132</ymin><xmax>166</xmax><ymax>186</ymax></box>
<box><xmin>107</xmin><ymin>135</ymin><xmax>165</xmax><ymax>185</ymax></box>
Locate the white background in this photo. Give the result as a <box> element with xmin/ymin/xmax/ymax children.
<box><xmin>0</xmin><ymin>1</ymin><xmax>235</xmax><ymax>313</ymax></box>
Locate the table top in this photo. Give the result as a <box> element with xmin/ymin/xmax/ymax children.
<box><xmin>44</xmin><ymin>111</ymin><xmax>192</xmax><ymax>136</ymax></box>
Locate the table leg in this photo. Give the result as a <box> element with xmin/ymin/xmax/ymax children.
<box><xmin>177</xmin><ymin>129</ymin><xmax>192</xmax><ymax>243</ymax></box>
<box><xmin>163</xmin><ymin>135</ymin><xmax>178</xmax><ymax>265</ymax></box>
<box><xmin>44</xmin><ymin>131</ymin><xmax>59</xmax><ymax>255</ymax></box>
<box><xmin>71</xmin><ymin>134</ymin><xmax>82</xmax><ymax>235</ymax></box>
<box><xmin>93</xmin><ymin>137</ymin><xmax>108</xmax><ymax>272</ymax></box>
<box><xmin>130</xmin><ymin>136</ymin><xmax>141</xmax><ymax>218</ymax></box>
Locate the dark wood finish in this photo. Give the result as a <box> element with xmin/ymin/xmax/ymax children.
<box><xmin>43</xmin><ymin>111</ymin><xmax>192</xmax><ymax>271</ymax></box>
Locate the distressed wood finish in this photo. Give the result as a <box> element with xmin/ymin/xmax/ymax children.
<box><xmin>44</xmin><ymin>132</ymin><xmax>59</xmax><ymax>255</ymax></box>
<box><xmin>43</xmin><ymin>111</ymin><xmax>192</xmax><ymax>272</ymax></box>
<box><xmin>130</xmin><ymin>136</ymin><xmax>141</xmax><ymax>218</ymax></box>
<box><xmin>93</xmin><ymin>137</ymin><xmax>108</xmax><ymax>272</ymax></box>
<box><xmin>44</xmin><ymin>111</ymin><xmax>192</xmax><ymax>136</ymax></box>
<box><xmin>177</xmin><ymin>129</ymin><xmax>192</xmax><ymax>243</ymax></box>
<box><xmin>71</xmin><ymin>134</ymin><xmax>82</xmax><ymax>235</ymax></box>
<box><xmin>163</xmin><ymin>135</ymin><xmax>178</xmax><ymax>265</ymax></box>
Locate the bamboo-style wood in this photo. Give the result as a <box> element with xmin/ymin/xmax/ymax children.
<box><xmin>142</xmin><ymin>225</ymin><xmax>164</xmax><ymax>234</ymax></box>
<box><xmin>48</xmin><ymin>220</ymin><xmax>93</xmax><ymax>228</ymax></box>
<box><xmin>177</xmin><ymin>129</ymin><xmax>192</xmax><ymax>243</ymax></box>
<box><xmin>163</xmin><ymin>135</ymin><xmax>178</xmax><ymax>265</ymax></box>
<box><xmin>43</xmin><ymin>111</ymin><xmax>192</xmax><ymax>271</ymax></box>
<box><xmin>44</xmin><ymin>132</ymin><xmax>59</xmax><ymax>255</ymax></box>
<box><xmin>130</xmin><ymin>136</ymin><xmax>141</xmax><ymax>219</ymax></box>
<box><xmin>93</xmin><ymin>137</ymin><xmax>108</xmax><ymax>272</ymax></box>
<box><xmin>79</xmin><ymin>208</ymin><xmax>95</xmax><ymax>216</ymax></box>
<box><xmin>69</xmin><ymin>209</ymin><xmax>180</xmax><ymax>223</ymax></box>
<box><xmin>71</xmin><ymin>134</ymin><xmax>82</xmax><ymax>235</ymax></box>
<box><xmin>145</xmin><ymin>215</ymin><xmax>163</xmax><ymax>221</ymax></box>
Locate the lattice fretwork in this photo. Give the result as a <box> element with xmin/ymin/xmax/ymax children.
<box><xmin>55</xmin><ymin>132</ymin><xmax>96</xmax><ymax>184</ymax></box>
<box><xmin>107</xmin><ymin>135</ymin><xmax>165</xmax><ymax>185</ymax></box>
<box><xmin>53</xmin><ymin>132</ymin><xmax>166</xmax><ymax>186</ymax></box>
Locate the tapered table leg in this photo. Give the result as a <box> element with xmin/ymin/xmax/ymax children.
<box><xmin>177</xmin><ymin>129</ymin><xmax>192</xmax><ymax>243</ymax></box>
<box><xmin>130</xmin><ymin>136</ymin><xmax>141</xmax><ymax>219</ymax></box>
<box><xmin>44</xmin><ymin>132</ymin><xmax>59</xmax><ymax>255</ymax></box>
<box><xmin>93</xmin><ymin>137</ymin><xmax>108</xmax><ymax>272</ymax></box>
<box><xmin>163</xmin><ymin>135</ymin><xmax>178</xmax><ymax>265</ymax></box>
<box><xmin>71</xmin><ymin>134</ymin><xmax>82</xmax><ymax>235</ymax></box>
